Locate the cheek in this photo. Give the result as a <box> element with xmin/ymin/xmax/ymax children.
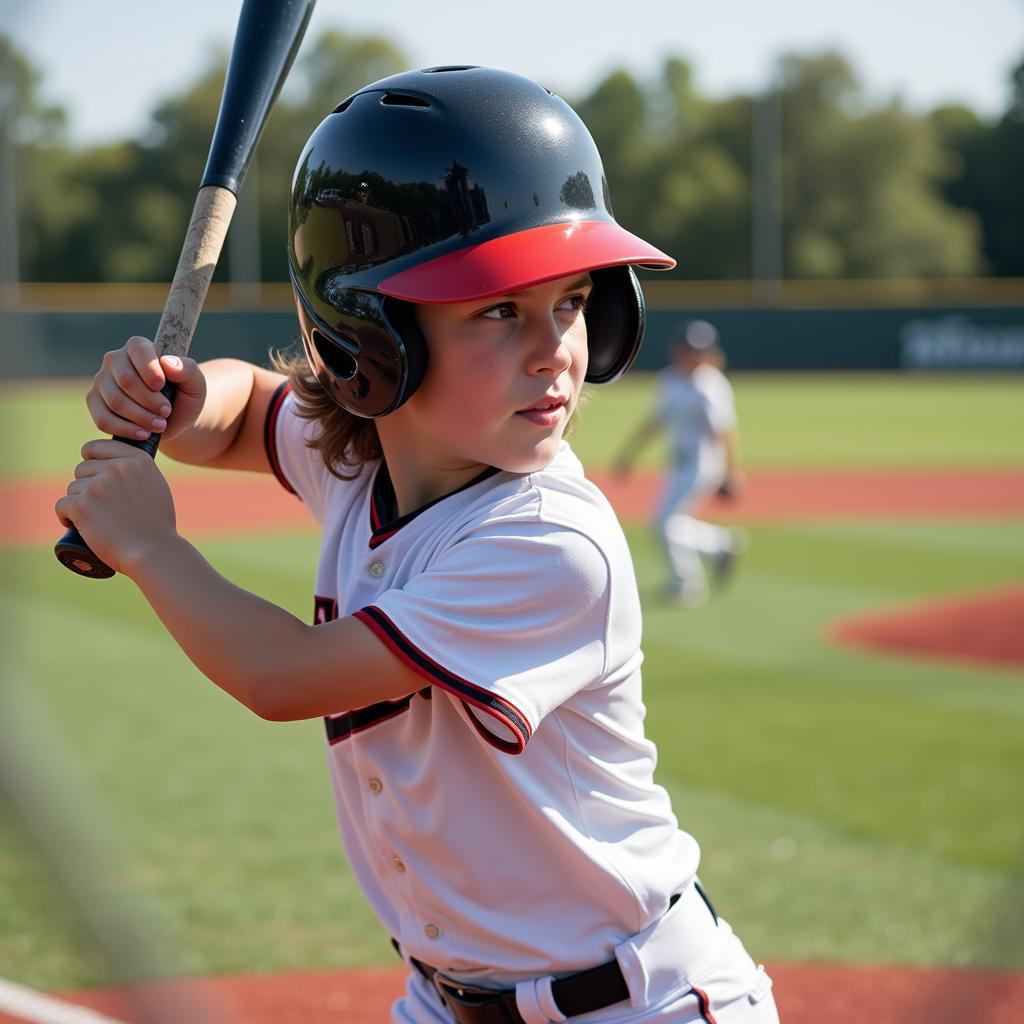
<box><xmin>569</xmin><ymin>320</ymin><xmax>589</xmax><ymax>381</ymax></box>
<box><xmin>417</xmin><ymin>340</ymin><xmax>497</xmax><ymax>417</ymax></box>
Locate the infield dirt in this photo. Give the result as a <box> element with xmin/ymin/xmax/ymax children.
<box><xmin>3</xmin><ymin>961</ymin><xmax>1023</xmax><ymax>1024</ymax></box>
<box><xmin>6</xmin><ymin>467</ymin><xmax>1024</xmax><ymax>546</ymax></box>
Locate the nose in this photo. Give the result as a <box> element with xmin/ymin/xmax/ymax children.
<box><xmin>524</xmin><ymin>314</ymin><xmax>575</xmax><ymax>376</ymax></box>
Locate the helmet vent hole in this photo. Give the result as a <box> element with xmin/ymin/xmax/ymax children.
<box><xmin>380</xmin><ymin>92</ymin><xmax>431</xmax><ymax>107</ymax></box>
<box><xmin>333</xmin><ymin>97</ymin><xmax>354</xmax><ymax>114</ymax></box>
<box><xmin>312</xmin><ymin>329</ymin><xmax>358</xmax><ymax>382</ymax></box>
<box><xmin>423</xmin><ymin>65</ymin><xmax>475</xmax><ymax>73</ymax></box>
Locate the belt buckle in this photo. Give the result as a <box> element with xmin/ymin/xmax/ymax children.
<box><xmin>433</xmin><ymin>972</ymin><xmax>518</xmax><ymax>1024</ymax></box>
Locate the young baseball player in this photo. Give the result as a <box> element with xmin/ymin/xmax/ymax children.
<box><xmin>616</xmin><ymin>321</ymin><xmax>747</xmax><ymax>607</ymax></box>
<box><xmin>58</xmin><ymin>68</ymin><xmax>779</xmax><ymax>1024</ymax></box>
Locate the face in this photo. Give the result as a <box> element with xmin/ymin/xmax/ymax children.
<box><xmin>672</xmin><ymin>344</ymin><xmax>702</xmax><ymax>373</ymax></box>
<box><xmin>389</xmin><ymin>272</ymin><xmax>592</xmax><ymax>480</ymax></box>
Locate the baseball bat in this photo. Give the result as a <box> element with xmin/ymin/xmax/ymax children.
<box><xmin>55</xmin><ymin>0</ymin><xmax>316</xmax><ymax>579</ymax></box>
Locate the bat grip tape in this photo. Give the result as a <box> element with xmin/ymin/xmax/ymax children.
<box><xmin>113</xmin><ymin>381</ymin><xmax>178</xmax><ymax>459</ymax></box>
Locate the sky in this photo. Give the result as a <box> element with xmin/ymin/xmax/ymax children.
<box><xmin>3</xmin><ymin>0</ymin><xmax>1023</xmax><ymax>146</ymax></box>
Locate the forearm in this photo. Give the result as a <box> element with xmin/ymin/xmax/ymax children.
<box><xmin>159</xmin><ymin>359</ymin><xmax>257</xmax><ymax>467</ymax></box>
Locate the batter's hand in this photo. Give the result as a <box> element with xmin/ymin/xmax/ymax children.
<box><xmin>87</xmin><ymin>336</ymin><xmax>207</xmax><ymax>443</ymax></box>
<box><xmin>55</xmin><ymin>439</ymin><xmax>178</xmax><ymax>578</ymax></box>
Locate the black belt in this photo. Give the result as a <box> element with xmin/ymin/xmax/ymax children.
<box><xmin>392</xmin><ymin>886</ymin><xmax>716</xmax><ymax>1023</ymax></box>
<box><xmin>407</xmin><ymin>951</ymin><xmax>628</xmax><ymax>1023</ymax></box>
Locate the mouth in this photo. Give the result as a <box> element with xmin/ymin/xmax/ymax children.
<box><xmin>515</xmin><ymin>395</ymin><xmax>570</xmax><ymax>426</ymax></box>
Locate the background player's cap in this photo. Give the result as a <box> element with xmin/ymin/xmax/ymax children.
<box><xmin>673</xmin><ymin>319</ymin><xmax>721</xmax><ymax>352</ymax></box>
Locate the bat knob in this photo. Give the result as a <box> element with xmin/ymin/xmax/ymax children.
<box><xmin>54</xmin><ymin>526</ymin><xmax>116</xmax><ymax>579</ymax></box>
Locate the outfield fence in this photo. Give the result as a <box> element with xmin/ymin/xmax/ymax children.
<box><xmin>2</xmin><ymin>279</ymin><xmax>1023</xmax><ymax>378</ymax></box>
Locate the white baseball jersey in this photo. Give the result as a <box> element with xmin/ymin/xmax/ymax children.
<box><xmin>266</xmin><ymin>384</ymin><xmax>700</xmax><ymax>979</ymax></box>
<box><xmin>654</xmin><ymin>363</ymin><xmax>736</xmax><ymax>477</ymax></box>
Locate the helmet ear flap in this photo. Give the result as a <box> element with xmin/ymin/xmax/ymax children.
<box><xmin>583</xmin><ymin>266</ymin><xmax>645</xmax><ymax>384</ymax></box>
<box><xmin>380</xmin><ymin>297</ymin><xmax>429</xmax><ymax>410</ymax></box>
<box><xmin>294</xmin><ymin>288</ymin><xmax>429</xmax><ymax>418</ymax></box>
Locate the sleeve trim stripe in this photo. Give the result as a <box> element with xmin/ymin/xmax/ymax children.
<box><xmin>353</xmin><ymin>605</ymin><xmax>532</xmax><ymax>755</ymax></box>
<box><xmin>324</xmin><ymin>697</ymin><xmax>414</xmax><ymax>745</ymax></box>
<box><xmin>264</xmin><ymin>380</ymin><xmax>297</xmax><ymax>496</ymax></box>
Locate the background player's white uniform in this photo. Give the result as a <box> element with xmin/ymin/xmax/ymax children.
<box><xmin>653</xmin><ymin>362</ymin><xmax>741</xmax><ymax>606</ymax></box>
<box><xmin>269</xmin><ymin>386</ymin><xmax>777</xmax><ymax>1024</ymax></box>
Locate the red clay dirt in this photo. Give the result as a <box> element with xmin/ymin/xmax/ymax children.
<box><xmin>831</xmin><ymin>585</ymin><xmax>1024</xmax><ymax>669</ymax></box>
<box><xmin>5</xmin><ymin>961</ymin><xmax>1023</xmax><ymax>1024</ymax></box>
<box><xmin>6</xmin><ymin>467</ymin><xmax>1024</xmax><ymax>546</ymax></box>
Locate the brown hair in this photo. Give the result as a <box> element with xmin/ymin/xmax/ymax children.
<box><xmin>270</xmin><ymin>349</ymin><xmax>381</xmax><ymax>479</ymax></box>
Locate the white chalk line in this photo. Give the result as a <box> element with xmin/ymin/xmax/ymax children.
<box><xmin>0</xmin><ymin>978</ymin><xmax>127</xmax><ymax>1024</ymax></box>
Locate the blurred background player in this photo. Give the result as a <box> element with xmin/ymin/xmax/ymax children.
<box><xmin>616</xmin><ymin>318</ymin><xmax>747</xmax><ymax>606</ymax></box>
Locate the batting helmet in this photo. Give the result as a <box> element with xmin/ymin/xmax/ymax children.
<box><xmin>288</xmin><ymin>65</ymin><xmax>675</xmax><ymax>417</ymax></box>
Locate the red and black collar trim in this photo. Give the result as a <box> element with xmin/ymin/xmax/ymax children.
<box><xmin>368</xmin><ymin>462</ymin><xmax>501</xmax><ymax>549</ymax></box>
<box><xmin>354</xmin><ymin>605</ymin><xmax>532</xmax><ymax>754</ymax></box>
<box><xmin>264</xmin><ymin>380</ymin><xmax>297</xmax><ymax>495</ymax></box>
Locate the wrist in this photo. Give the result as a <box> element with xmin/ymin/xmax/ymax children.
<box><xmin>121</xmin><ymin>531</ymin><xmax>193</xmax><ymax>586</ymax></box>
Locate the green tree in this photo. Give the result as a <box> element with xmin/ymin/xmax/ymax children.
<box><xmin>932</xmin><ymin>54</ymin><xmax>1024</xmax><ymax>276</ymax></box>
<box><xmin>1</xmin><ymin>34</ymin><xmax>71</xmax><ymax>281</ymax></box>
<box><xmin>571</xmin><ymin>61</ymin><xmax>751</xmax><ymax>279</ymax></box>
<box><xmin>13</xmin><ymin>48</ymin><xmax>229</xmax><ymax>282</ymax></box>
<box><xmin>16</xmin><ymin>30</ymin><xmax>407</xmax><ymax>284</ymax></box>
<box><xmin>777</xmin><ymin>51</ymin><xmax>980</xmax><ymax>278</ymax></box>
<box><xmin>572</xmin><ymin>68</ymin><xmax>652</xmax><ymax>234</ymax></box>
<box><xmin>10</xmin><ymin>35</ymin><xmax>999</xmax><ymax>284</ymax></box>
<box><xmin>645</xmin><ymin>63</ymin><xmax>751</xmax><ymax>279</ymax></box>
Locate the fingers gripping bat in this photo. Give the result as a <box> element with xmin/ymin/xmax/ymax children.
<box><xmin>55</xmin><ymin>0</ymin><xmax>316</xmax><ymax>579</ymax></box>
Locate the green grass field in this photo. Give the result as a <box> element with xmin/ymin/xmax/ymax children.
<box><xmin>1</xmin><ymin>374</ymin><xmax>1022</xmax><ymax>989</ymax></box>
<box><xmin>3</xmin><ymin>373</ymin><xmax>1024</xmax><ymax>479</ymax></box>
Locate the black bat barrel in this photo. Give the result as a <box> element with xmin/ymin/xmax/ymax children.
<box><xmin>202</xmin><ymin>0</ymin><xmax>317</xmax><ymax>194</ymax></box>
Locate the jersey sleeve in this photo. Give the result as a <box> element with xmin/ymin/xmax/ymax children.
<box><xmin>264</xmin><ymin>382</ymin><xmax>329</xmax><ymax>523</ymax></box>
<box><xmin>355</xmin><ymin>521</ymin><xmax>614</xmax><ymax>754</ymax></box>
<box><xmin>703</xmin><ymin>373</ymin><xmax>737</xmax><ymax>435</ymax></box>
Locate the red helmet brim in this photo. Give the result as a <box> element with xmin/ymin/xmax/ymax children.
<box><xmin>376</xmin><ymin>220</ymin><xmax>675</xmax><ymax>303</ymax></box>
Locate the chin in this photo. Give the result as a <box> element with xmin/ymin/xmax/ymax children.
<box><xmin>499</xmin><ymin>441</ymin><xmax>562</xmax><ymax>475</ymax></box>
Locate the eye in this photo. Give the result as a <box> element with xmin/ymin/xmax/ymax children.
<box><xmin>558</xmin><ymin>293</ymin><xmax>590</xmax><ymax>315</ymax></box>
<box><xmin>479</xmin><ymin>302</ymin><xmax>518</xmax><ymax>321</ymax></box>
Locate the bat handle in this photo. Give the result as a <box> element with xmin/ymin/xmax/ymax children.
<box><xmin>54</xmin><ymin>383</ymin><xmax>178</xmax><ymax>580</ymax></box>
<box><xmin>55</xmin><ymin>185</ymin><xmax>234</xmax><ymax>580</ymax></box>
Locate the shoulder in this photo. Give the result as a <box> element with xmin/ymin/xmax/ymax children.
<box><xmin>486</xmin><ymin>444</ymin><xmax>619</xmax><ymax>530</ymax></box>
<box><xmin>456</xmin><ymin>445</ymin><xmax>632</xmax><ymax>580</ymax></box>
<box><xmin>693</xmin><ymin>364</ymin><xmax>733</xmax><ymax>398</ymax></box>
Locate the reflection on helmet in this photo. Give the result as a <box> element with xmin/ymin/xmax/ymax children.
<box><xmin>289</xmin><ymin>65</ymin><xmax>674</xmax><ymax>418</ymax></box>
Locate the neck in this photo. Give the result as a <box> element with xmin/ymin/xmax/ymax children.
<box><xmin>376</xmin><ymin>422</ymin><xmax>488</xmax><ymax>517</ymax></box>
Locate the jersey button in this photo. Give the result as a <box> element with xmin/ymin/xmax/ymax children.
<box><xmin>424</xmin><ymin>923</ymin><xmax>442</xmax><ymax>940</ymax></box>
<box><xmin>368</xmin><ymin>560</ymin><xmax>385</xmax><ymax>578</ymax></box>
<box><xmin>368</xmin><ymin>777</ymin><xmax>383</xmax><ymax>795</ymax></box>
<box><xmin>392</xmin><ymin>855</ymin><xmax>406</xmax><ymax>872</ymax></box>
